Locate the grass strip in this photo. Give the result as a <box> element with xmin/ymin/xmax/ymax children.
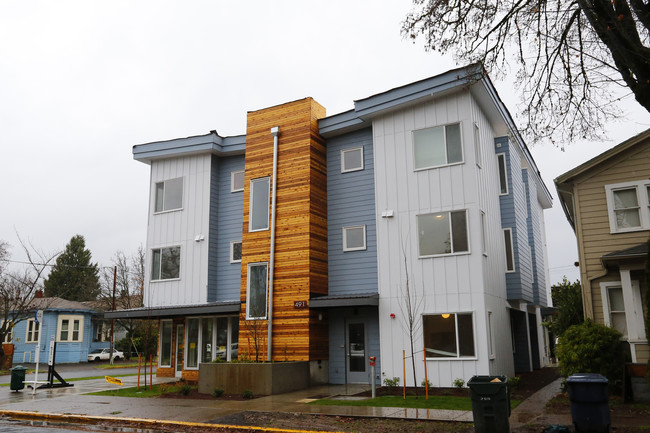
<box><xmin>0</xmin><ymin>373</ymin><xmax>140</xmax><ymax>387</ymax></box>
<box><xmin>87</xmin><ymin>383</ymin><xmax>189</xmax><ymax>398</ymax></box>
<box><xmin>310</xmin><ymin>395</ymin><xmax>521</xmax><ymax>411</ymax></box>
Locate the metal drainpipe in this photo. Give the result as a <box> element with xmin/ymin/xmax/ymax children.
<box><xmin>267</xmin><ymin>126</ymin><xmax>279</xmax><ymax>361</ymax></box>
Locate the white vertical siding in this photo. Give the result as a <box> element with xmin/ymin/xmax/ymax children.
<box><xmin>375</xmin><ymin>89</ymin><xmax>513</xmax><ymax>387</ymax></box>
<box><xmin>144</xmin><ymin>154</ymin><xmax>212</xmax><ymax>308</ymax></box>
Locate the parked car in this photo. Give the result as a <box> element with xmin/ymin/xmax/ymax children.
<box><xmin>215</xmin><ymin>342</ymin><xmax>238</xmax><ymax>360</ymax></box>
<box><xmin>87</xmin><ymin>348</ymin><xmax>124</xmax><ymax>362</ymax></box>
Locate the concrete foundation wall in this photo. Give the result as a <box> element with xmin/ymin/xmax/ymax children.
<box><xmin>198</xmin><ymin>362</ymin><xmax>310</xmax><ymax>395</ymax></box>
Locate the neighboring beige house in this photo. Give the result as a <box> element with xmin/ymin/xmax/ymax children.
<box><xmin>555</xmin><ymin>129</ymin><xmax>650</xmax><ymax>364</ymax></box>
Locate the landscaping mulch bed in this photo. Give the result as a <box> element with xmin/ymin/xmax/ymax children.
<box><xmin>157</xmin><ymin>381</ymin><xmax>262</xmax><ymax>401</ymax></box>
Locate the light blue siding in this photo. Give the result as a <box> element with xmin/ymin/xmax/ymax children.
<box><xmin>207</xmin><ymin>155</ymin><xmax>244</xmax><ymax>302</ymax></box>
<box><xmin>523</xmin><ymin>169</ymin><xmax>548</xmax><ymax>307</ymax></box>
<box><xmin>327</xmin><ymin>307</ymin><xmax>380</xmax><ymax>385</ymax></box>
<box><xmin>327</xmin><ymin>128</ymin><xmax>378</xmax><ymax>296</ymax></box>
<box><xmin>11</xmin><ymin>311</ymin><xmax>101</xmax><ymax>364</ymax></box>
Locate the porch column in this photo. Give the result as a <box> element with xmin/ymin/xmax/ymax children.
<box><xmin>620</xmin><ymin>268</ymin><xmax>647</xmax><ymax>363</ymax></box>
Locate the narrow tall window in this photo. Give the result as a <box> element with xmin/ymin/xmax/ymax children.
<box><xmin>341</xmin><ymin>147</ymin><xmax>364</xmax><ymax>173</ymax></box>
<box><xmin>487</xmin><ymin>312</ymin><xmax>495</xmax><ymax>359</ymax></box>
<box><xmin>26</xmin><ymin>319</ymin><xmax>39</xmax><ymax>343</ymax></box>
<box><xmin>154</xmin><ymin>177</ymin><xmax>183</xmax><ymax>213</ymax></box>
<box><xmin>201</xmin><ymin>318</ymin><xmax>214</xmax><ymax>363</ymax></box>
<box><xmin>413</xmin><ymin>123</ymin><xmax>462</xmax><ymax>170</ymax></box>
<box><xmin>230</xmin><ymin>241</ymin><xmax>242</xmax><ymax>263</ymax></box>
<box><xmin>186</xmin><ymin>318</ymin><xmax>199</xmax><ymax>368</ymax></box>
<box><xmin>343</xmin><ymin>226</ymin><xmax>366</xmax><ymax>251</ymax></box>
<box><xmin>160</xmin><ymin>320</ymin><xmax>173</xmax><ymax>367</ymax></box>
<box><xmin>480</xmin><ymin>211</ymin><xmax>487</xmax><ymax>256</ymax></box>
<box><xmin>504</xmin><ymin>228</ymin><xmax>515</xmax><ymax>272</ymax></box>
<box><xmin>607</xmin><ymin>287</ymin><xmax>627</xmax><ymax>336</ymax></box>
<box><xmin>247</xmin><ymin>263</ymin><xmax>268</xmax><ymax>319</ymax></box>
<box><xmin>249</xmin><ymin>177</ymin><xmax>270</xmax><ymax>231</ymax></box>
<box><xmin>231</xmin><ymin>170</ymin><xmax>245</xmax><ymax>192</ymax></box>
<box><xmin>474</xmin><ymin>123</ymin><xmax>482</xmax><ymax>168</ymax></box>
<box><xmin>417</xmin><ymin>210</ymin><xmax>469</xmax><ymax>257</ymax></box>
<box><xmin>151</xmin><ymin>246</ymin><xmax>181</xmax><ymax>280</ymax></box>
<box><xmin>497</xmin><ymin>153</ymin><xmax>508</xmax><ymax>195</ymax></box>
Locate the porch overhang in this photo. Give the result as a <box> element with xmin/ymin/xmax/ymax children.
<box><xmin>309</xmin><ymin>293</ymin><xmax>379</xmax><ymax>308</ymax></box>
<box><xmin>601</xmin><ymin>243</ymin><xmax>648</xmax><ymax>268</ymax></box>
<box><xmin>104</xmin><ymin>301</ymin><xmax>241</xmax><ymax>319</ymax></box>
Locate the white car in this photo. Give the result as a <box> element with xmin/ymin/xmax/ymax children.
<box><xmin>87</xmin><ymin>348</ymin><xmax>124</xmax><ymax>362</ymax></box>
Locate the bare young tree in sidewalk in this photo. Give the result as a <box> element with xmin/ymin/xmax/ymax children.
<box><xmin>398</xmin><ymin>249</ymin><xmax>425</xmax><ymax>396</ymax></box>
<box><xmin>0</xmin><ymin>237</ymin><xmax>58</xmax><ymax>365</ymax></box>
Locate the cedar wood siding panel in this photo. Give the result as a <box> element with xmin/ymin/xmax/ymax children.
<box><xmin>327</xmin><ymin>128</ymin><xmax>378</xmax><ymax>296</ymax></box>
<box><xmin>572</xmin><ymin>139</ymin><xmax>650</xmax><ymax>324</ymax></box>
<box><xmin>208</xmin><ymin>155</ymin><xmax>245</xmax><ymax>302</ymax></box>
<box><xmin>239</xmin><ymin>98</ymin><xmax>328</xmax><ymax>362</ymax></box>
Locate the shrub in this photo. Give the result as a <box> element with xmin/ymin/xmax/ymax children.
<box><xmin>507</xmin><ymin>376</ymin><xmax>521</xmax><ymax>389</ymax></box>
<box><xmin>212</xmin><ymin>388</ymin><xmax>224</xmax><ymax>397</ymax></box>
<box><xmin>383</xmin><ymin>377</ymin><xmax>400</xmax><ymax>387</ymax></box>
<box><xmin>452</xmin><ymin>378</ymin><xmax>465</xmax><ymax>389</ymax></box>
<box><xmin>242</xmin><ymin>389</ymin><xmax>254</xmax><ymax>399</ymax></box>
<box><xmin>556</xmin><ymin>320</ymin><xmax>624</xmax><ymax>385</ymax></box>
<box><xmin>421</xmin><ymin>379</ymin><xmax>432</xmax><ymax>388</ymax></box>
<box><xmin>180</xmin><ymin>384</ymin><xmax>192</xmax><ymax>396</ymax></box>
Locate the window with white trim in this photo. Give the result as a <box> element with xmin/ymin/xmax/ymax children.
<box><xmin>601</xmin><ymin>283</ymin><xmax>628</xmax><ymax>337</ymax></box>
<box><xmin>474</xmin><ymin>123</ymin><xmax>482</xmax><ymax>168</ymax></box>
<box><xmin>230</xmin><ymin>241</ymin><xmax>242</xmax><ymax>263</ymax></box>
<box><xmin>151</xmin><ymin>246</ymin><xmax>181</xmax><ymax>280</ymax></box>
<box><xmin>231</xmin><ymin>170</ymin><xmax>244</xmax><ymax>192</ymax></box>
<box><xmin>246</xmin><ymin>263</ymin><xmax>268</xmax><ymax>320</ymax></box>
<box><xmin>57</xmin><ymin>315</ymin><xmax>83</xmax><ymax>342</ymax></box>
<box><xmin>413</xmin><ymin>123</ymin><xmax>463</xmax><ymax>170</ymax></box>
<box><xmin>503</xmin><ymin>228</ymin><xmax>515</xmax><ymax>272</ymax></box>
<box><xmin>480</xmin><ymin>211</ymin><xmax>487</xmax><ymax>256</ymax></box>
<box><xmin>605</xmin><ymin>180</ymin><xmax>650</xmax><ymax>233</ymax></box>
<box><xmin>497</xmin><ymin>153</ymin><xmax>508</xmax><ymax>195</ymax></box>
<box><xmin>341</xmin><ymin>147</ymin><xmax>364</xmax><ymax>173</ymax></box>
<box><xmin>26</xmin><ymin>319</ymin><xmax>39</xmax><ymax>343</ymax></box>
<box><xmin>186</xmin><ymin>318</ymin><xmax>199</xmax><ymax>368</ymax></box>
<box><xmin>487</xmin><ymin>312</ymin><xmax>495</xmax><ymax>359</ymax></box>
<box><xmin>249</xmin><ymin>177</ymin><xmax>270</xmax><ymax>231</ymax></box>
<box><xmin>93</xmin><ymin>320</ymin><xmax>108</xmax><ymax>342</ymax></box>
<box><xmin>159</xmin><ymin>320</ymin><xmax>173</xmax><ymax>367</ymax></box>
<box><xmin>154</xmin><ymin>177</ymin><xmax>183</xmax><ymax>213</ymax></box>
<box><xmin>343</xmin><ymin>225</ymin><xmax>366</xmax><ymax>251</ymax></box>
<box><xmin>423</xmin><ymin>313</ymin><xmax>475</xmax><ymax>359</ymax></box>
<box><xmin>2</xmin><ymin>320</ymin><xmax>13</xmax><ymax>343</ymax></box>
<box><xmin>417</xmin><ymin>210</ymin><xmax>469</xmax><ymax>257</ymax></box>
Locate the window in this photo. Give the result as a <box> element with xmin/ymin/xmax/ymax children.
<box><xmin>186</xmin><ymin>318</ymin><xmax>199</xmax><ymax>368</ymax></box>
<box><xmin>341</xmin><ymin>147</ymin><xmax>364</xmax><ymax>173</ymax></box>
<box><xmin>413</xmin><ymin>123</ymin><xmax>462</xmax><ymax>170</ymax></box>
<box><xmin>2</xmin><ymin>321</ymin><xmax>13</xmax><ymax>343</ymax></box>
<box><xmin>154</xmin><ymin>177</ymin><xmax>183</xmax><ymax>213</ymax></box>
<box><xmin>249</xmin><ymin>177</ymin><xmax>270</xmax><ymax>231</ymax></box>
<box><xmin>247</xmin><ymin>263</ymin><xmax>268</xmax><ymax>319</ymax></box>
<box><xmin>606</xmin><ymin>287</ymin><xmax>627</xmax><ymax>336</ymax></box>
<box><xmin>497</xmin><ymin>153</ymin><xmax>508</xmax><ymax>195</ymax></box>
<box><xmin>343</xmin><ymin>225</ymin><xmax>366</xmax><ymax>251</ymax></box>
<box><xmin>230</xmin><ymin>241</ymin><xmax>242</xmax><ymax>263</ymax></box>
<box><xmin>26</xmin><ymin>319</ymin><xmax>39</xmax><ymax>343</ymax></box>
<box><xmin>57</xmin><ymin>315</ymin><xmax>83</xmax><ymax>342</ymax></box>
<box><xmin>423</xmin><ymin>313</ymin><xmax>475</xmax><ymax>358</ymax></box>
<box><xmin>503</xmin><ymin>228</ymin><xmax>515</xmax><ymax>272</ymax></box>
<box><xmin>417</xmin><ymin>210</ymin><xmax>469</xmax><ymax>257</ymax></box>
<box><xmin>487</xmin><ymin>312</ymin><xmax>495</xmax><ymax>359</ymax></box>
<box><xmin>480</xmin><ymin>211</ymin><xmax>487</xmax><ymax>256</ymax></box>
<box><xmin>605</xmin><ymin>180</ymin><xmax>650</xmax><ymax>233</ymax></box>
<box><xmin>151</xmin><ymin>246</ymin><xmax>181</xmax><ymax>280</ymax></box>
<box><xmin>201</xmin><ymin>318</ymin><xmax>214</xmax><ymax>364</ymax></box>
<box><xmin>231</xmin><ymin>170</ymin><xmax>244</xmax><ymax>192</ymax></box>
<box><xmin>93</xmin><ymin>320</ymin><xmax>107</xmax><ymax>342</ymax></box>
<box><xmin>474</xmin><ymin>123</ymin><xmax>482</xmax><ymax>168</ymax></box>
<box><xmin>160</xmin><ymin>320</ymin><xmax>173</xmax><ymax>367</ymax></box>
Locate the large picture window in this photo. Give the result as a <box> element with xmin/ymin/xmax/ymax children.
<box><xmin>423</xmin><ymin>313</ymin><xmax>475</xmax><ymax>359</ymax></box>
<box><xmin>417</xmin><ymin>210</ymin><xmax>469</xmax><ymax>257</ymax></box>
<box><xmin>413</xmin><ymin>123</ymin><xmax>462</xmax><ymax>170</ymax></box>
<box><xmin>151</xmin><ymin>246</ymin><xmax>181</xmax><ymax>280</ymax></box>
<box><xmin>249</xmin><ymin>177</ymin><xmax>270</xmax><ymax>231</ymax></box>
<box><xmin>57</xmin><ymin>315</ymin><xmax>83</xmax><ymax>342</ymax></box>
<box><xmin>605</xmin><ymin>180</ymin><xmax>650</xmax><ymax>233</ymax></box>
<box><xmin>154</xmin><ymin>177</ymin><xmax>183</xmax><ymax>213</ymax></box>
<box><xmin>160</xmin><ymin>320</ymin><xmax>173</xmax><ymax>367</ymax></box>
<box><xmin>247</xmin><ymin>263</ymin><xmax>268</xmax><ymax>319</ymax></box>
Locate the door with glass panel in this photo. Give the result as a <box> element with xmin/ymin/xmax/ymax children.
<box><xmin>345</xmin><ymin>321</ymin><xmax>368</xmax><ymax>384</ymax></box>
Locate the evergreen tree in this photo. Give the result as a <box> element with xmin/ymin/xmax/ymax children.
<box><xmin>548</xmin><ymin>277</ymin><xmax>585</xmax><ymax>337</ymax></box>
<box><xmin>44</xmin><ymin>235</ymin><xmax>100</xmax><ymax>301</ymax></box>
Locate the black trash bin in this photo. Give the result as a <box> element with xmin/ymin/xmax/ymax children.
<box><xmin>566</xmin><ymin>373</ymin><xmax>610</xmax><ymax>433</ymax></box>
<box><xmin>467</xmin><ymin>375</ymin><xmax>510</xmax><ymax>433</ymax></box>
<box><xmin>10</xmin><ymin>365</ymin><xmax>26</xmax><ymax>392</ymax></box>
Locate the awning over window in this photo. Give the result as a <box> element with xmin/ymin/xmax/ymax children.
<box><xmin>601</xmin><ymin>243</ymin><xmax>648</xmax><ymax>265</ymax></box>
<box><xmin>104</xmin><ymin>301</ymin><xmax>240</xmax><ymax>319</ymax></box>
<box><xmin>309</xmin><ymin>293</ymin><xmax>379</xmax><ymax>308</ymax></box>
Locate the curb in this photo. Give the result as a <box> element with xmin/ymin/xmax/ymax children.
<box><xmin>0</xmin><ymin>410</ymin><xmax>344</xmax><ymax>433</ymax></box>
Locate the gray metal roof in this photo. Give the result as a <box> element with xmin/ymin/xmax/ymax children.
<box><xmin>309</xmin><ymin>293</ymin><xmax>379</xmax><ymax>308</ymax></box>
<box><xmin>601</xmin><ymin>243</ymin><xmax>648</xmax><ymax>262</ymax></box>
<box><xmin>104</xmin><ymin>301</ymin><xmax>241</xmax><ymax>319</ymax></box>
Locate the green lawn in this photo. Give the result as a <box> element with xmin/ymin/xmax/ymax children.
<box><xmin>0</xmin><ymin>373</ymin><xmax>139</xmax><ymax>387</ymax></box>
<box><xmin>310</xmin><ymin>395</ymin><xmax>522</xmax><ymax>411</ymax></box>
<box><xmin>87</xmin><ymin>383</ymin><xmax>191</xmax><ymax>398</ymax></box>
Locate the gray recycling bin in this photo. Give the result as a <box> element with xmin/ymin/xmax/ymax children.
<box><xmin>10</xmin><ymin>365</ymin><xmax>26</xmax><ymax>391</ymax></box>
<box><xmin>467</xmin><ymin>375</ymin><xmax>510</xmax><ymax>433</ymax></box>
<box><xmin>566</xmin><ymin>373</ymin><xmax>610</xmax><ymax>433</ymax></box>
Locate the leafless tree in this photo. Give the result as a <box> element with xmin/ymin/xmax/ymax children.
<box><xmin>0</xmin><ymin>238</ymin><xmax>58</xmax><ymax>365</ymax></box>
<box><xmin>241</xmin><ymin>309</ymin><xmax>266</xmax><ymax>362</ymax></box>
<box><xmin>403</xmin><ymin>0</ymin><xmax>650</xmax><ymax>146</ymax></box>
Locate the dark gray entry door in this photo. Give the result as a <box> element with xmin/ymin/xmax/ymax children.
<box><xmin>346</xmin><ymin>321</ymin><xmax>368</xmax><ymax>383</ymax></box>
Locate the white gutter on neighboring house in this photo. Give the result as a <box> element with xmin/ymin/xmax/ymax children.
<box><xmin>267</xmin><ymin>126</ymin><xmax>279</xmax><ymax>361</ymax></box>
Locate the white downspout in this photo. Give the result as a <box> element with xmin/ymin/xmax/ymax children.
<box><xmin>267</xmin><ymin>126</ymin><xmax>279</xmax><ymax>361</ymax></box>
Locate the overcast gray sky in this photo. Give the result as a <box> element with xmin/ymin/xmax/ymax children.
<box><xmin>1</xmin><ymin>1</ymin><xmax>648</xmax><ymax>286</ymax></box>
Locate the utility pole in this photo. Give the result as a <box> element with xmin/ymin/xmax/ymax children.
<box><xmin>109</xmin><ymin>266</ymin><xmax>116</xmax><ymax>364</ymax></box>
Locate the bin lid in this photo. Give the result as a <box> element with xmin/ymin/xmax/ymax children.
<box><xmin>10</xmin><ymin>365</ymin><xmax>26</xmax><ymax>370</ymax></box>
<box><xmin>467</xmin><ymin>375</ymin><xmax>508</xmax><ymax>385</ymax></box>
<box><xmin>566</xmin><ymin>373</ymin><xmax>608</xmax><ymax>383</ymax></box>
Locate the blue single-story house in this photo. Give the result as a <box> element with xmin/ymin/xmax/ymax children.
<box><xmin>11</xmin><ymin>297</ymin><xmax>111</xmax><ymax>364</ymax></box>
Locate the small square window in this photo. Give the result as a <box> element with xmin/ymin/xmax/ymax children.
<box><xmin>413</xmin><ymin>123</ymin><xmax>462</xmax><ymax>170</ymax></box>
<box><xmin>341</xmin><ymin>147</ymin><xmax>364</xmax><ymax>173</ymax></box>
<box><xmin>230</xmin><ymin>241</ymin><xmax>242</xmax><ymax>263</ymax></box>
<box><xmin>231</xmin><ymin>171</ymin><xmax>245</xmax><ymax>192</ymax></box>
<box><xmin>343</xmin><ymin>226</ymin><xmax>366</xmax><ymax>251</ymax></box>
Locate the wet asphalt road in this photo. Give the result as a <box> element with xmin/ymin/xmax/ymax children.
<box><xmin>0</xmin><ymin>362</ymin><xmax>156</xmax><ymax>385</ymax></box>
